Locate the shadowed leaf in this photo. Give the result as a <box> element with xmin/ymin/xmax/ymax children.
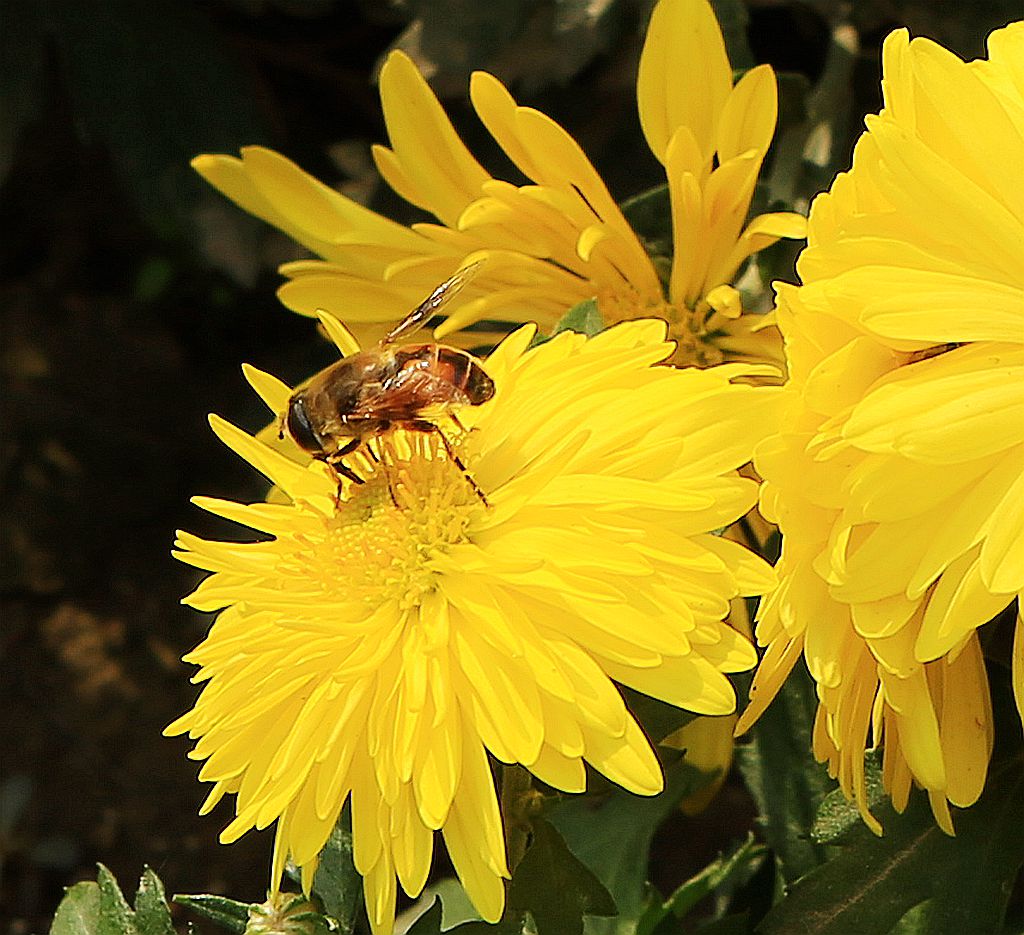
<box><xmin>758</xmin><ymin>760</ymin><xmax>1024</xmax><ymax>935</ymax></box>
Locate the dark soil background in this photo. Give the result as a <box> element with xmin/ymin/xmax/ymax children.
<box><xmin>0</xmin><ymin>1</ymin><xmax>1013</xmax><ymax>932</ymax></box>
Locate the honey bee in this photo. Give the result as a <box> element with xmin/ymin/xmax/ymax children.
<box><xmin>281</xmin><ymin>264</ymin><xmax>495</xmax><ymax>502</ymax></box>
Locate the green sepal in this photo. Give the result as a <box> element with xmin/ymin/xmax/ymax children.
<box><xmin>174</xmin><ymin>893</ymin><xmax>254</xmax><ymax>933</ymax></box>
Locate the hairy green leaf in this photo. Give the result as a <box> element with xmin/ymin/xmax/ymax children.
<box><xmin>96</xmin><ymin>864</ymin><xmax>136</xmax><ymax>935</ymax></box>
<box><xmin>50</xmin><ymin>881</ymin><xmax>101</xmax><ymax>935</ymax></box>
<box><xmin>811</xmin><ymin>750</ymin><xmax>886</xmax><ymax>845</ymax></box>
<box><xmin>133</xmin><ymin>868</ymin><xmax>175</xmax><ymax>935</ymax></box>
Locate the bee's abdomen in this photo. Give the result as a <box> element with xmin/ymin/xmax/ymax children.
<box><xmin>392</xmin><ymin>344</ymin><xmax>495</xmax><ymax>406</ymax></box>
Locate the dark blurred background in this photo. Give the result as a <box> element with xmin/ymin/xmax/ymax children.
<box><xmin>0</xmin><ymin>0</ymin><xmax>1015</xmax><ymax>931</ymax></box>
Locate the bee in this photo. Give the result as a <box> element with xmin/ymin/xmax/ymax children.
<box><xmin>281</xmin><ymin>264</ymin><xmax>495</xmax><ymax>503</ymax></box>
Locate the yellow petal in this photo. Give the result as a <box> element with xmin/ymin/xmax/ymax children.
<box><xmin>637</xmin><ymin>0</ymin><xmax>732</xmax><ymax>164</ymax></box>
<box><xmin>377</xmin><ymin>51</ymin><xmax>491</xmax><ymax>226</ymax></box>
<box><xmin>716</xmin><ymin>64</ymin><xmax>778</xmax><ymax>162</ymax></box>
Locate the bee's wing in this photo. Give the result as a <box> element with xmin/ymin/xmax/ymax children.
<box><xmin>380</xmin><ymin>261</ymin><xmax>483</xmax><ymax>346</ymax></box>
<box><xmin>347</xmin><ymin>369</ymin><xmax>461</xmax><ymax>423</ymax></box>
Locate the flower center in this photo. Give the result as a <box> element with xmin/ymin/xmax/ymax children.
<box><xmin>306</xmin><ymin>432</ymin><xmax>481</xmax><ymax>611</ymax></box>
<box><xmin>600</xmin><ymin>286</ymin><xmax>726</xmax><ymax>367</ymax></box>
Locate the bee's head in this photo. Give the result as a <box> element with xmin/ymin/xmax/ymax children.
<box><xmin>283</xmin><ymin>394</ymin><xmax>324</xmax><ymax>457</ymax></box>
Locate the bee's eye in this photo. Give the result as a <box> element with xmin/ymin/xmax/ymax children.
<box><xmin>285</xmin><ymin>396</ymin><xmax>322</xmax><ymax>455</ymax></box>
<box><xmin>465</xmin><ymin>366</ymin><xmax>496</xmax><ymax>405</ymax></box>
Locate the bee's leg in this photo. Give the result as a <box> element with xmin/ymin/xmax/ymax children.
<box><xmin>323</xmin><ymin>439</ymin><xmax>364</xmax><ymax>505</ymax></box>
<box><xmin>448</xmin><ymin>410</ymin><xmax>466</xmax><ymax>434</ymax></box>
<box><xmin>375</xmin><ymin>434</ymin><xmax>402</xmax><ymax>509</ymax></box>
<box><xmin>410</xmin><ymin>420</ymin><xmax>489</xmax><ymax>507</ymax></box>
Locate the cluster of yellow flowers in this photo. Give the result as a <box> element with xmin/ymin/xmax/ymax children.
<box><xmin>168</xmin><ymin>1</ymin><xmax>1023</xmax><ymax>932</ymax></box>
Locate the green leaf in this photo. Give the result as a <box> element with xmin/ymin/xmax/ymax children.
<box><xmin>507</xmin><ymin>818</ymin><xmax>617</xmax><ymax>935</ymax></box>
<box><xmin>133</xmin><ymin>868</ymin><xmax>175</xmax><ymax>935</ymax></box>
<box><xmin>551</xmin><ymin>298</ymin><xmax>605</xmax><ymax>339</ymax></box>
<box><xmin>810</xmin><ymin>750</ymin><xmax>887</xmax><ymax>845</ymax></box>
<box><xmin>757</xmin><ymin>759</ymin><xmax>1024</xmax><ymax>935</ymax></box>
<box><xmin>619</xmin><ymin>184</ymin><xmax>672</xmax><ymax>259</ymax></box>
<box><xmin>637</xmin><ymin>835</ymin><xmax>765</xmax><ymax>935</ymax></box>
<box><xmin>448</xmin><ymin>918</ymin><xmax>528</xmax><ymax>935</ymax></box>
<box><xmin>550</xmin><ymin>758</ymin><xmax>707</xmax><ymax>935</ymax></box>
<box><xmin>50</xmin><ymin>882</ymin><xmax>101</xmax><ymax>935</ymax></box>
<box><xmin>405</xmin><ymin>900</ymin><xmax>444</xmax><ymax>935</ymax></box>
<box><xmin>735</xmin><ymin>664</ymin><xmax>836</xmax><ymax>884</ymax></box>
<box><xmin>312</xmin><ymin>811</ymin><xmax>362</xmax><ymax>933</ymax></box>
<box><xmin>623</xmin><ymin>688</ymin><xmax>698</xmax><ymax>746</ymax></box>
<box><xmin>96</xmin><ymin>863</ymin><xmax>137</xmax><ymax>935</ymax></box>
<box><xmin>174</xmin><ymin>893</ymin><xmax>254</xmax><ymax>934</ymax></box>
<box><xmin>694</xmin><ymin>912</ymin><xmax>752</xmax><ymax>935</ymax></box>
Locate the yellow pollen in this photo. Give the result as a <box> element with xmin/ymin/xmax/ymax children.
<box><xmin>300</xmin><ymin>432</ymin><xmax>482</xmax><ymax>612</ymax></box>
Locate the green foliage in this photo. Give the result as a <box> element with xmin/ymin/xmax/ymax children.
<box><xmin>405</xmin><ymin>899</ymin><xmax>444</xmax><ymax>935</ymax></box>
<box><xmin>810</xmin><ymin>750</ymin><xmax>887</xmax><ymax>845</ymax></box>
<box><xmin>735</xmin><ymin>664</ymin><xmax>837</xmax><ymax>884</ymax></box>
<box><xmin>759</xmin><ymin>759</ymin><xmax>1024</xmax><ymax>935</ymax></box>
<box><xmin>506</xmin><ymin>819</ymin><xmax>617</xmax><ymax>935</ymax></box>
<box><xmin>551</xmin><ymin>298</ymin><xmax>606</xmax><ymax>339</ymax></box>
<box><xmin>0</xmin><ymin>0</ymin><xmax>266</xmax><ymax>241</ymax></box>
<box><xmin>636</xmin><ymin>835</ymin><xmax>765</xmax><ymax>935</ymax></box>
<box><xmin>50</xmin><ymin>882</ymin><xmax>101</xmax><ymax>935</ymax></box>
<box><xmin>620</xmin><ymin>184</ymin><xmax>673</xmax><ymax>263</ymax></box>
<box><xmin>245</xmin><ymin>893</ymin><xmax>332</xmax><ymax>935</ymax></box>
<box><xmin>311</xmin><ymin>812</ymin><xmax>361</xmax><ymax>932</ymax></box>
<box><xmin>50</xmin><ymin>866</ymin><xmax>174</xmax><ymax>935</ymax></box>
<box><xmin>175</xmin><ymin>893</ymin><xmax>254</xmax><ymax>933</ymax></box>
<box><xmin>550</xmin><ymin>757</ymin><xmax>709</xmax><ymax>935</ymax></box>
<box><xmin>622</xmin><ymin>688</ymin><xmax>698</xmax><ymax>746</ymax></box>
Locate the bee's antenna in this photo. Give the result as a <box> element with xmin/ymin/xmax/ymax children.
<box><xmin>380</xmin><ymin>260</ymin><xmax>484</xmax><ymax>346</ymax></box>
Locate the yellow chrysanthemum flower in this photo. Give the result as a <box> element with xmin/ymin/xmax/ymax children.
<box><xmin>192</xmin><ymin>0</ymin><xmax>804</xmax><ymax>366</ymax></box>
<box><xmin>168</xmin><ymin>318</ymin><xmax>780</xmax><ymax>934</ymax></box>
<box><xmin>736</xmin><ymin>22</ymin><xmax>1024</xmax><ymax>834</ymax></box>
